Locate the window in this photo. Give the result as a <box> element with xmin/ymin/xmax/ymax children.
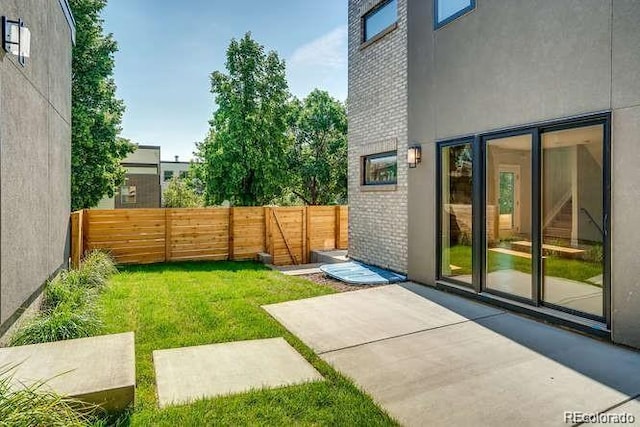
<box><xmin>120</xmin><ymin>186</ymin><xmax>136</xmax><ymax>204</ymax></box>
<box><xmin>435</xmin><ymin>0</ymin><xmax>475</xmax><ymax>29</ymax></box>
<box><xmin>164</xmin><ymin>171</ymin><xmax>174</xmax><ymax>181</ymax></box>
<box><xmin>362</xmin><ymin>152</ymin><xmax>397</xmax><ymax>186</ymax></box>
<box><xmin>179</xmin><ymin>171</ymin><xmax>188</xmax><ymax>179</ymax></box>
<box><xmin>363</xmin><ymin>0</ymin><xmax>397</xmax><ymax>43</ymax></box>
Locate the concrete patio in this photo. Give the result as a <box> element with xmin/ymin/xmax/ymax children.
<box><xmin>263</xmin><ymin>284</ymin><xmax>640</xmax><ymax>426</ymax></box>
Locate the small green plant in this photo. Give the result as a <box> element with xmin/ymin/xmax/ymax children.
<box><xmin>0</xmin><ymin>364</ymin><xmax>98</xmax><ymax>426</ymax></box>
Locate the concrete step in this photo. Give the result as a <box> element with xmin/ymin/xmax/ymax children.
<box><xmin>0</xmin><ymin>333</ymin><xmax>135</xmax><ymax>411</ymax></box>
<box><xmin>257</xmin><ymin>252</ymin><xmax>273</xmax><ymax>265</ymax></box>
<box><xmin>310</xmin><ymin>250</ymin><xmax>349</xmax><ymax>264</ymax></box>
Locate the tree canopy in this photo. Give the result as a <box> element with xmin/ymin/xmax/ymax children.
<box><xmin>163</xmin><ymin>176</ymin><xmax>203</xmax><ymax>208</ymax></box>
<box><xmin>69</xmin><ymin>0</ymin><xmax>133</xmax><ymax>211</ymax></box>
<box><xmin>195</xmin><ymin>34</ymin><xmax>348</xmax><ymax>207</ymax></box>
<box><xmin>289</xmin><ymin>90</ymin><xmax>347</xmax><ymax>205</ymax></box>
<box><xmin>196</xmin><ymin>33</ymin><xmax>292</xmax><ymax>206</ymax></box>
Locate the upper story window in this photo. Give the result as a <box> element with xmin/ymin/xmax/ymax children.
<box><xmin>435</xmin><ymin>0</ymin><xmax>475</xmax><ymax>29</ymax></box>
<box><xmin>362</xmin><ymin>0</ymin><xmax>397</xmax><ymax>44</ymax></box>
<box><xmin>120</xmin><ymin>186</ymin><xmax>137</xmax><ymax>204</ymax></box>
<box><xmin>164</xmin><ymin>171</ymin><xmax>174</xmax><ymax>181</ymax></box>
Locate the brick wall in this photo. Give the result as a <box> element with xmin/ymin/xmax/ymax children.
<box><xmin>347</xmin><ymin>0</ymin><xmax>409</xmax><ymax>273</ymax></box>
<box><xmin>115</xmin><ymin>174</ymin><xmax>161</xmax><ymax>209</ymax></box>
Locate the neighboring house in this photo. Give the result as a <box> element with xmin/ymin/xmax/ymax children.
<box><xmin>160</xmin><ymin>156</ymin><xmax>191</xmax><ymax>193</ymax></box>
<box><xmin>96</xmin><ymin>145</ymin><xmax>161</xmax><ymax>209</ymax></box>
<box><xmin>348</xmin><ymin>0</ymin><xmax>640</xmax><ymax>349</ymax></box>
<box><xmin>0</xmin><ymin>1</ymin><xmax>75</xmax><ymax>335</ymax></box>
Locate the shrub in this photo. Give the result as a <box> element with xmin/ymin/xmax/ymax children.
<box><xmin>0</xmin><ymin>365</ymin><xmax>98</xmax><ymax>426</ymax></box>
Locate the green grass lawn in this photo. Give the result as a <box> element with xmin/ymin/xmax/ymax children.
<box><xmin>97</xmin><ymin>261</ymin><xmax>397</xmax><ymax>426</ymax></box>
<box><xmin>445</xmin><ymin>245</ymin><xmax>602</xmax><ymax>285</ymax></box>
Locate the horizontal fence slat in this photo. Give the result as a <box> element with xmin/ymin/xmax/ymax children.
<box><xmin>78</xmin><ymin>206</ymin><xmax>347</xmax><ymax>266</ymax></box>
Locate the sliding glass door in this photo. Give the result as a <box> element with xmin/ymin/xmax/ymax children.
<box><xmin>484</xmin><ymin>132</ymin><xmax>533</xmax><ymax>301</ymax></box>
<box><xmin>439</xmin><ymin>141</ymin><xmax>474</xmax><ymax>286</ymax></box>
<box><xmin>541</xmin><ymin>124</ymin><xmax>605</xmax><ymax>318</ymax></box>
<box><xmin>437</xmin><ymin>114</ymin><xmax>610</xmax><ymax>323</ymax></box>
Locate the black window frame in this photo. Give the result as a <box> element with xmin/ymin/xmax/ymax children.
<box><xmin>361</xmin><ymin>151</ymin><xmax>398</xmax><ymax>186</ymax></box>
<box><xmin>163</xmin><ymin>170</ymin><xmax>174</xmax><ymax>182</ymax></box>
<box><xmin>435</xmin><ymin>112</ymin><xmax>612</xmax><ymax>331</ymax></box>
<box><xmin>361</xmin><ymin>0</ymin><xmax>398</xmax><ymax>45</ymax></box>
<box><xmin>434</xmin><ymin>0</ymin><xmax>476</xmax><ymax>30</ymax></box>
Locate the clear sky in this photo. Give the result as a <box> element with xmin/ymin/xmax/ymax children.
<box><xmin>102</xmin><ymin>0</ymin><xmax>348</xmax><ymax>161</ymax></box>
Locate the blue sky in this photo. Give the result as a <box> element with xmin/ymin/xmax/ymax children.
<box><xmin>102</xmin><ymin>0</ymin><xmax>348</xmax><ymax>161</ymax></box>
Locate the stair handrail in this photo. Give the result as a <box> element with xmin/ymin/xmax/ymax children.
<box><xmin>580</xmin><ymin>207</ymin><xmax>604</xmax><ymax>238</ymax></box>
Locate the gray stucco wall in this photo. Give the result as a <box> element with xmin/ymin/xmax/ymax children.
<box><xmin>348</xmin><ymin>0</ymin><xmax>409</xmax><ymax>273</ymax></box>
<box><xmin>610</xmin><ymin>0</ymin><xmax>640</xmax><ymax>350</ymax></box>
<box><xmin>0</xmin><ymin>0</ymin><xmax>73</xmax><ymax>330</ymax></box>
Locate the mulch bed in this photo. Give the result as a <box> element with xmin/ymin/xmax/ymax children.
<box><xmin>300</xmin><ymin>273</ymin><xmax>385</xmax><ymax>293</ymax></box>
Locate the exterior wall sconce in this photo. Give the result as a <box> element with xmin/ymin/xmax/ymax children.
<box><xmin>408</xmin><ymin>145</ymin><xmax>422</xmax><ymax>168</ymax></box>
<box><xmin>2</xmin><ymin>17</ymin><xmax>31</xmax><ymax>66</ymax></box>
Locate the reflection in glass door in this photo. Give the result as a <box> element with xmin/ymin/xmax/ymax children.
<box><xmin>541</xmin><ymin>124</ymin><xmax>605</xmax><ymax>317</ymax></box>
<box><xmin>485</xmin><ymin>134</ymin><xmax>533</xmax><ymax>300</ymax></box>
<box><xmin>440</xmin><ymin>142</ymin><xmax>473</xmax><ymax>285</ymax></box>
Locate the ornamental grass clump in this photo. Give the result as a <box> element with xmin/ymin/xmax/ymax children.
<box><xmin>76</xmin><ymin>251</ymin><xmax>118</xmax><ymax>290</ymax></box>
<box><xmin>9</xmin><ymin>251</ymin><xmax>117</xmax><ymax>346</ymax></box>
<box><xmin>0</xmin><ymin>365</ymin><xmax>98</xmax><ymax>427</ymax></box>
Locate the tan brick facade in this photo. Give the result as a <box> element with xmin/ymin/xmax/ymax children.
<box><xmin>348</xmin><ymin>0</ymin><xmax>408</xmax><ymax>273</ymax></box>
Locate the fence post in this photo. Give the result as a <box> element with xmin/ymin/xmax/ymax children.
<box><xmin>164</xmin><ymin>209</ymin><xmax>171</xmax><ymax>262</ymax></box>
<box><xmin>82</xmin><ymin>209</ymin><xmax>89</xmax><ymax>259</ymax></box>
<box><xmin>264</xmin><ymin>207</ymin><xmax>272</xmax><ymax>258</ymax></box>
<box><xmin>302</xmin><ymin>207</ymin><xmax>308</xmax><ymax>264</ymax></box>
<box><xmin>70</xmin><ymin>211</ymin><xmax>81</xmax><ymax>269</ymax></box>
<box><xmin>335</xmin><ymin>205</ymin><xmax>342</xmax><ymax>250</ymax></box>
<box><xmin>228</xmin><ymin>207</ymin><xmax>235</xmax><ymax>261</ymax></box>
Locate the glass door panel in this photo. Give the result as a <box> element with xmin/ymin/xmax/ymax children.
<box><xmin>541</xmin><ymin>124</ymin><xmax>605</xmax><ymax>317</ymax></box>
<box><xmin>440</xmin><ymin>143</ymin><xmax>473</xmax><ymax>285</ymax></box>
<box><xmin>485</xmin><ymin>134</ymin><xmax>533</xmax><ymax>300</ymax></box>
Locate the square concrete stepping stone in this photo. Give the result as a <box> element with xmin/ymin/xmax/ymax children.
<box><xmin>0</xmin><ymin>333</ymin><xmax>135</xmax><ymax>411</ymax></box>
<box><xmin>263</xmin><ymin>285</ymin><xmax>502</xmax><ymax>353</ymax></box>
<box><xmin>153</xmin><ymin>337</ymin><xmax>323</xmax><ymax>408</ymax></box>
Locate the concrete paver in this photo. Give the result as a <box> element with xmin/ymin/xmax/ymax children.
<box><xmin>263</xmin><ymin>285</ymin><xmax>502</xmax><ymax>353</ymax></box>
<box><xmin>153</xmin><ymin>337</ymin><xmax>322</xmax><ymax>408</ymax></box>
<box><xmin>0</xmin><ymin>332</ymin><xmax>135</xmax><ymax>411</ymax></box>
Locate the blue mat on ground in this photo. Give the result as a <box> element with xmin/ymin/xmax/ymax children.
<box><xmin>320</xmin><ymin>262</ymin><xmax>406</xmax><ymax>285</ymax></box>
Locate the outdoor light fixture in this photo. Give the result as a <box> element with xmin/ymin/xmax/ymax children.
<box><xmin>408</xmin><ymin>145</ymin><xmax>422</xmax><ymax>168</ymax></box>
<box><xmin>2</xmin><ymin>16</ymin><xmax>31</xmax><ymax>66</ymax></box>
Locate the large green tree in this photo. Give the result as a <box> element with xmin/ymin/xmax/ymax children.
<box><xmin>288</xmin><ymin>90</ymin><xmax>347</xmax><ymax>205</ymax></box>
<box><xmin>195</xmin><ymin>33</ymin><xmax>292</xmax><ymax>206</ymax></box>
<box><xmin>69</xmin><ymin>0</ymin><xmax>133</xmax><ymax>211</ymax></box>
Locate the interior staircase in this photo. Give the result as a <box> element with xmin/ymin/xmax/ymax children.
<box><xmin>545</xmin><ymin>198</ymin><xmax>572</xmax><ymax>240</ymax></box>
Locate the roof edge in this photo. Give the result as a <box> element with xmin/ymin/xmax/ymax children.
<box><xmin>57</xmin><ymin>0</ymin><xmax>76</xmax><ymax>44</ymax></box>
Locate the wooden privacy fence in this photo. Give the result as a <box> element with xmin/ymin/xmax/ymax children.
<box><xmin>71</xmin><ymin>206</ymin><xmax>348</xmax><ymax>267</ymax></box>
